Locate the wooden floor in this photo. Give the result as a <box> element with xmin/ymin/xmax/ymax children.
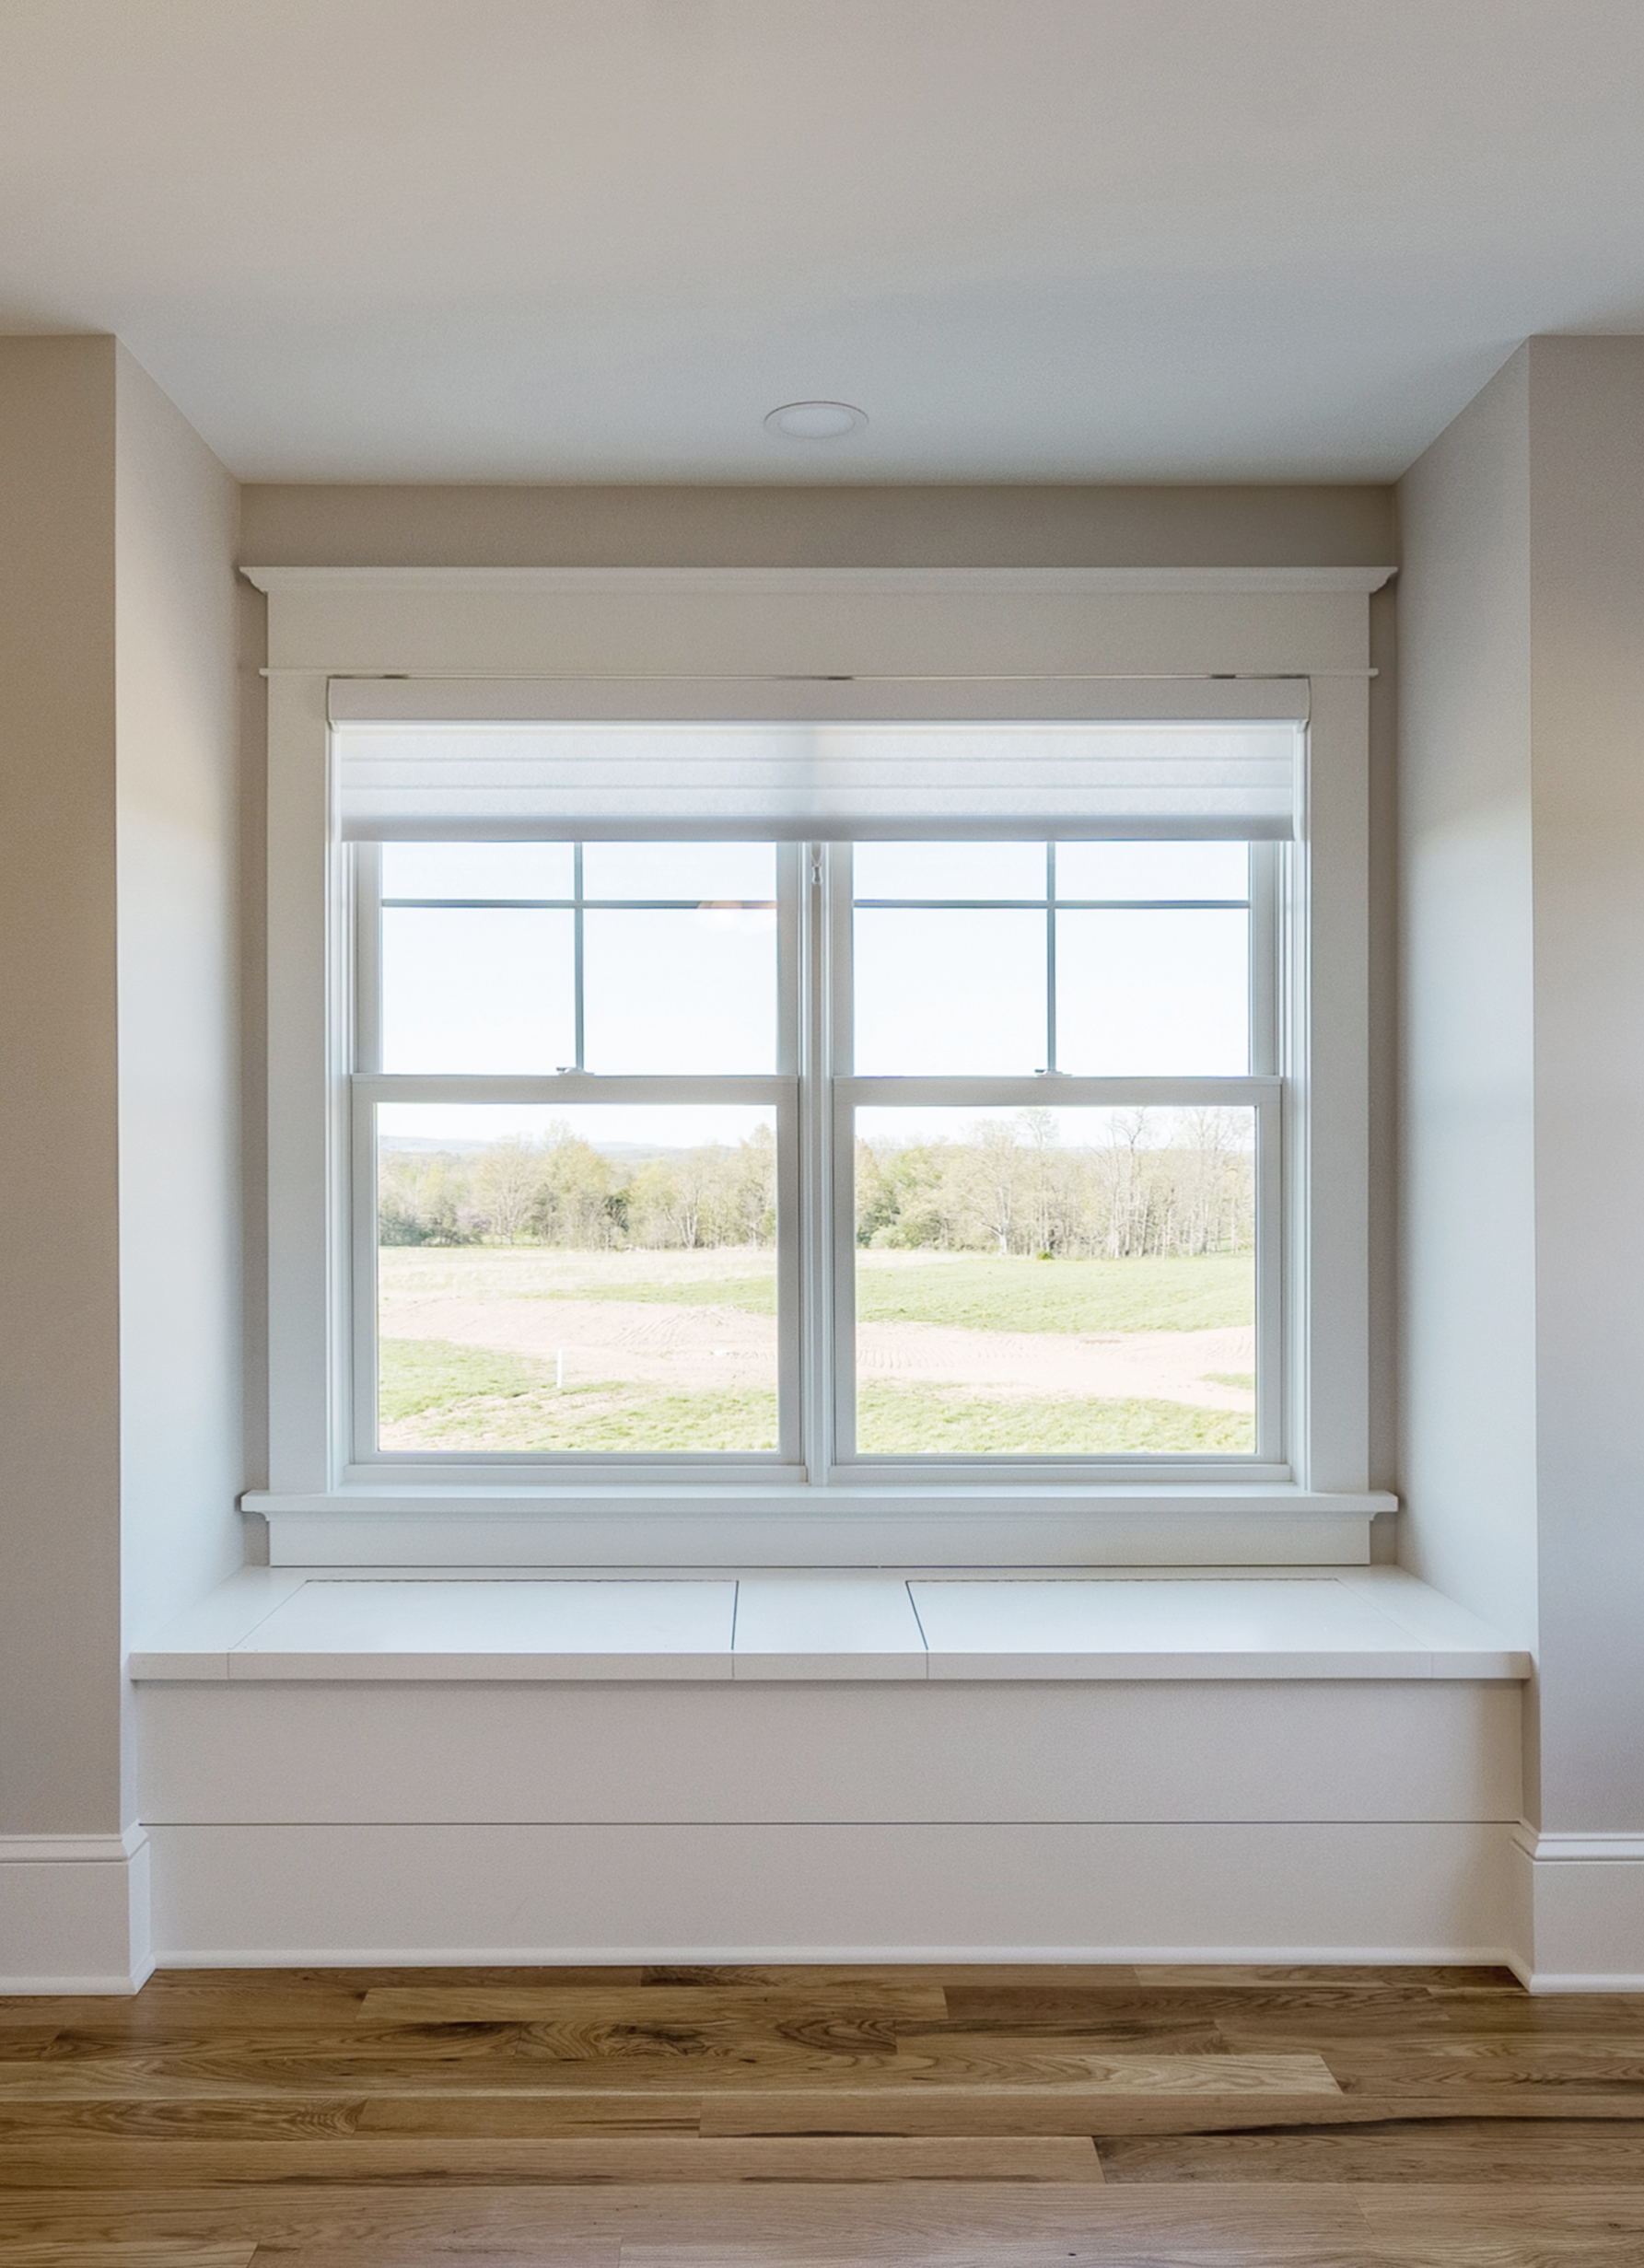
<box><xmin>4</xmin><ymin>1963</ymin><xmax>1644</xmax><ymax>2264</ymax></box>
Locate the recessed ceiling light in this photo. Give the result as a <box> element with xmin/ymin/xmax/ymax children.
<box><xmin>764</xmin><ymin>400</ymin><xmax>869</xmax><ymax>440</ymax></box>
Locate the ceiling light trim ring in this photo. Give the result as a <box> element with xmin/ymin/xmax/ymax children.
<box><xmin>764</xmin><ymin>400</ymin><xmax>869</xmax><ymax>440</ymax></box>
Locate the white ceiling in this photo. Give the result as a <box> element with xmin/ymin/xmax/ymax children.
<box><xmin>4</xmin><ymin>0</ymin><xmax>1644</xmax><ymax>483</ymax></box>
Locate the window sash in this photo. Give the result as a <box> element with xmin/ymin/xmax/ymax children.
<box><xmin>348</xmin><ymin>839</ymin><xmax>1283</xmax><ymax>1479</ymax></box>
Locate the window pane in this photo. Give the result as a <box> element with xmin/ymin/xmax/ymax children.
<box><xmin>380</xmin><ymin>842</ymin><xmax>576</xmax><ymax>900</ymax></box>
<box><xmin>853</xmin><ymin>1105</ymin><xmax>1256</xmax><ymax>1456</ymax></box>
<box><xmin>853</xmin><ymin>909</ymin><xmax>1044</xmax><ymax>1075</ymax></box>
<box><xmin>583</xmin><ymin>908</ymin><xmax>776</xmax><ymax>1073</ymax></box>
<box><xmin>1055</xmin><ymin>841</ymin><xmax>1249</xmax><ymax>901</ymax></box>
<box><xmin>1056</xmin><ymin>909</ymin><xmax>1249</xmax><ymax>1074</ymax></box>
<box><xmin>854</xmin><ymin>841</ymin><xmax>1046</xmax><ymax>900</ymax></box>
<box><xmin>380</xmin><ymin>908</ymin><xmax>576</xmax><ymax>1073</ymax></box>
<box><xmin>581</xmin><ymin>842</ymin><xmax>775</xmax><ymax>901</ymax></box>
<box><xmin>376</xmin><ymin>1102</ymin><xmax>779</xmax><ymax>1453</ymax></box>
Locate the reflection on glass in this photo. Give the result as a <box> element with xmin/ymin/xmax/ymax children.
<box><xmin>380</xmin><ymin>909</ymin><xmax>576</xmax><ymax>1073</ymax></box>
<box><xmin>854</xmin><ymin>842</ymin><xmax>1046</xmax><ymax>901</ymax></box>
<box><xmin>852</xmin><ymin>1105</ymin><xmax>1256</xmax><ymax>1456</ymax></box>
<box><xmin>853</xmin><ymin>909</ymin><xmax>1044</xmax><ymax>1075</ymax></box>
<box><xmin>583</xmin><ymin>908</ymin><xmax>776</xmax><ymax>1074</ymax></box>
<box><xmin>581</xmin><ymin>842</ymin><xmax>776</xmax><ymax>902</ymax></box>
<box><xmin>376</xmin><ymin>1102</ymin><xmax>779</xmax><ymax>1453</ymax></box>
<box><xmin>1056</xmin><ymin>910</ymin><xmax>1248</xmax><ymax>1075</ymax></box>
<box><xmin>381</xmin><ymin>842</ymin><xmax>576</xmax><ymax>900</ymax></box>
<box><xmin>1054</xmin><ymin>841</ymin><xmax>1250</xmax><ymax>901</ymax></box>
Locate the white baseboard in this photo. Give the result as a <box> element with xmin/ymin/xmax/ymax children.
<box><xmin>149</xmin><ymin>1820</ymin><xmax>1513</xmax><ymax>1969</ymax></box>
<box><xmin>0</xmin><ymin>1826</ymin><xmax>153</xmax><ymax>1994</ymax></box>
<box><xmin>1510</xmin><ymin>1824</ymin><xmax>1644</xmax><ymax>1990</ymax></box>
<box><xmin>159</xmin><ymin>1943</ymin><xmax>1519</xmax><ymax>1969</ymax></box>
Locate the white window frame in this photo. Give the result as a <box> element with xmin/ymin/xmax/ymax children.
<box><xmin>244</xmin><ymin>565</ymin><xmax>1395</xmax><ymax>1566</ymax></box>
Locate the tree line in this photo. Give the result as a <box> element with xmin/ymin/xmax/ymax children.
<box><xmin>380</xmin><ymin>1109</ymin><xmax>1253</xmax><ymax>1259</ymax></box>
<box><xmin>857</xmin><ymin>1108</ymin><xmax>1253</xmax><ymax>1259</ymax></box>
<box><xmin>379</xmin><ymin>1125</ymin><xmax>778</xmax><ymax>1250</ymax></box>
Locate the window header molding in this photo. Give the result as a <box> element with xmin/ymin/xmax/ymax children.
<box><xmin>243</xmin><ymin>564</ymin><xmax>1396</xmax><ymax>599</ymax></box>
<box><xmin>246</xmin><ymin>564</ymin><xmax>1386</xmax><ymax>692</ymax></box>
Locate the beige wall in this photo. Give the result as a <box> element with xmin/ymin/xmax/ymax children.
<box><xmin>0</xmin><ymin>338</ymin><xmax>243</xmax><ymax>1850</ymax></box>
<box><xmin>239</xmin><ymin>481</ymin><xmax>1394</xmax><ymax>571</ymax></box>
<box><xmin>1396</xmin><ymin>354</ymin><xmax>1539</xmax><ymax>1658</ymax></box>
<box><xmin>1399</xmin><ymin>335</ymin><xmax>1644</xmax><ymax>1840</ymax></box>
<box><xmin>113</xmin><ymin>347</ymin><xmax>245</xmax><ymax>1739</ymax></box>
<box><xmin>1525</xmin><ymin>338</ymin><xmax>1644</xmax><ymax>1833</ymax></box>
<box><xmin>0</xmin><ymin>338</ymin><xmax>124</xmax><ymax>1832</ymax></box>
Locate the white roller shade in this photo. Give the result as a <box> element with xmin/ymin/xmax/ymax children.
<box><xmin>330</xmin><ymin>679</ymin><xmax>1305</xmax><ymax>843</ymax></box>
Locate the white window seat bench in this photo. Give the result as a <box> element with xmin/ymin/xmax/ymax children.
<box><xmin>131</xmin><ymin>1566</ymin><xmax>1527</xmax><ymax>1684</ymax></box>
<box><xmin>127</xmin><ymin>1568</ymin><xmax>1530</xmax><ymax>1970</ymax></box>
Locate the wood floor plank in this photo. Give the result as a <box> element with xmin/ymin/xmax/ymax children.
<box><xmin>0</xmin><ymin>2054</ymin><xmax>915</xmax><ymax>2101</ymax></box>
<box><xmin>0</xmin><ymin>2097</ymin><xmax>367</xmax><ymax>2137</ymax></box>
<box><xmin>0</xmin><ymin>2177</ymin><xmax>1368</xmax><ymax>2238</ymax></box>
<box><xmin>615</xmin><ymin>2251</ymin><xmax>1384</xmax><ymax>2268</ymax></box>
<box><xmin>358</xmin><ymin>1985</ymin><xmax>949</xmax><ymax>2023</ymax></box>
<box><xmin>943</xmin><ymin>1983</ymin><xmax>1444</xmax><ymax>2019</ymax></box>
<box><xmin>937</xmin><ymin>1985</ymin><xmax>1459</xmax><ymax>2045</ymax></box>
<box><xmin>0</xmin><ymin>2094</ymin><xmax>694</xmax><ymax>2137</ymax></box>
<box><xmin>1318</xmin><ymin>2037</ymin><xmax>1644</xmax><ymax>2094</ymax></box>
<box><xmin>892</xmin><ymin>2043</ymin><xmax>1341</xmax><ymax>2094</ymax></box>
<box><xmin>1339</xmin><ymin>1995</ymin><xmax>1644</xmax><ymax>2038</ymax></box>
<box><xmin>637</xmin><ymin>1966</ymin><xmax>1141</xmax><ymax>1990</ymax></box>
<box><xmin>1133</xmin><ymin>1965</ymin><xmax>1523</xmax><ymax>1992</ymax></box>
<box><xmin>249</xmin><ymin>2251</ymin><xmax>616</xmax><ymax>2268</ymax></box>
<box><xmin>703</xmin><ymin>2087</ymin><xmax>1644</xmax><ymax>2137</ymax></box>
<box><xmin>0</xmin><ymin>2250</ymin><xmax>256</xmax><ymax>2268</ymax></box>
<box><xmin>0</xmin><ymin>2134</ymin><xmax>1102</xmax><ymax>2186</ymax></box>
<box><xmin>609</xmin><ymin>2177</ymin><xmax>1378</xmax><ymax>2251</ymax></box>
<box><xmin>1095</xmin><ymin>2117</ymin><xmax>1644</xmax><ymax>2183</ymax></box>
<box><xmin>1353</xmin><ymin>2181</ymin><xmax>1644</xmax><ymax>2263</ymax></box>
<box><xmin>701</xmin><ymin>2086</ymin><xmax>1366</xmax><ymax>2136</ymax></box>
<box><xmin>354</xmin><ymin>2095</ymin><xmax>705</xmax><ymax>2134</ymax></box>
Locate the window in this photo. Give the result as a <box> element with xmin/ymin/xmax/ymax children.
<box><xmin>352</xmin><ymin>823</ymin><xmax>1282</xmax><ymax>1480</ymax></box>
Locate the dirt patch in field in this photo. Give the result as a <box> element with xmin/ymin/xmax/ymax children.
<box><xmin>377</xmin><ymin>1293</ymin><xmax>1253</xmax><ymax>1412</ymax></box>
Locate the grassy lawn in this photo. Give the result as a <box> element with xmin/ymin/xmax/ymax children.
<box><xmin>379</xmin><ymin>1338</ymin><xmax>1251</xmax><ymax>1455</ymax></box>
<box><xmin>856</xmin><ymin>1382</ymin><xmax>1253</xmax><ymax>1454</ymax></box>
<box><xmin>379</xmin><ymin>1337</ymin><xmax>555</xmax><ymax>1427</ymax></box>
<box><xmin>854</xmin><ymin>1252</ymin><xmax>1251</xmax><ymax>1334</ymax></box>
<box><xmin>379</xmin><ymin>1339</ymin><xmax>778</xmax><ymax>1450</ymax></box>
<box><xmin>379</xmin><ymin>1246</ymin><xmax>1253</xmax><ymax>1333</ymax></box>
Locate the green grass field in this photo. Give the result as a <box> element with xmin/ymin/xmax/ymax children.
<box><xmin>854</xmin><ymin>1252</ymin><xmax>1251</xmax><ymax>1335</ymax></box>
<box><xmin>379</xmin><ymin>1337</ymin><xmax>1253</xmax><ymax>1455</ymax></box>
<box><xmin>378</xmin><ymin>1246</ymin><xmax>1253</xmax><ymax>1334</ymax></box>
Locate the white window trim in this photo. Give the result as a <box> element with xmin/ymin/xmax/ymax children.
<box><xmin>243</xmin><ymin>564</ymin><xmax>1396</xmax><ymax>1567</ymax></box>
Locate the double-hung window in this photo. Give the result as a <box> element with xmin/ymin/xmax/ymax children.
<box><xmin>344</xmin><ymin>712</ymin><xmax>1289</xmax><ymax>1485</ymax></box>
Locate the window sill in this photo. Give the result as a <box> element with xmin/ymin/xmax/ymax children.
<box><xmin>239</xmin><ymin>1483</ymin><xmax>1396</xmax><ymax>1570</ymax></box>
<box><xmin>131</xmin><ymin>1566</ymin><xmax>1526</xmax><ymax>1685</ymax></box>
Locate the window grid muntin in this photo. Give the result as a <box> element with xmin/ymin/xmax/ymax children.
<box><xmin>851</xmin><ymin>839</ymin><xmax>1255</xmax><ymax>1081</ymax></box>
<box><xmin>380</xmin><ymin>843</ymin><xmax>780</xmax><ymax>1078</ymax></box>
